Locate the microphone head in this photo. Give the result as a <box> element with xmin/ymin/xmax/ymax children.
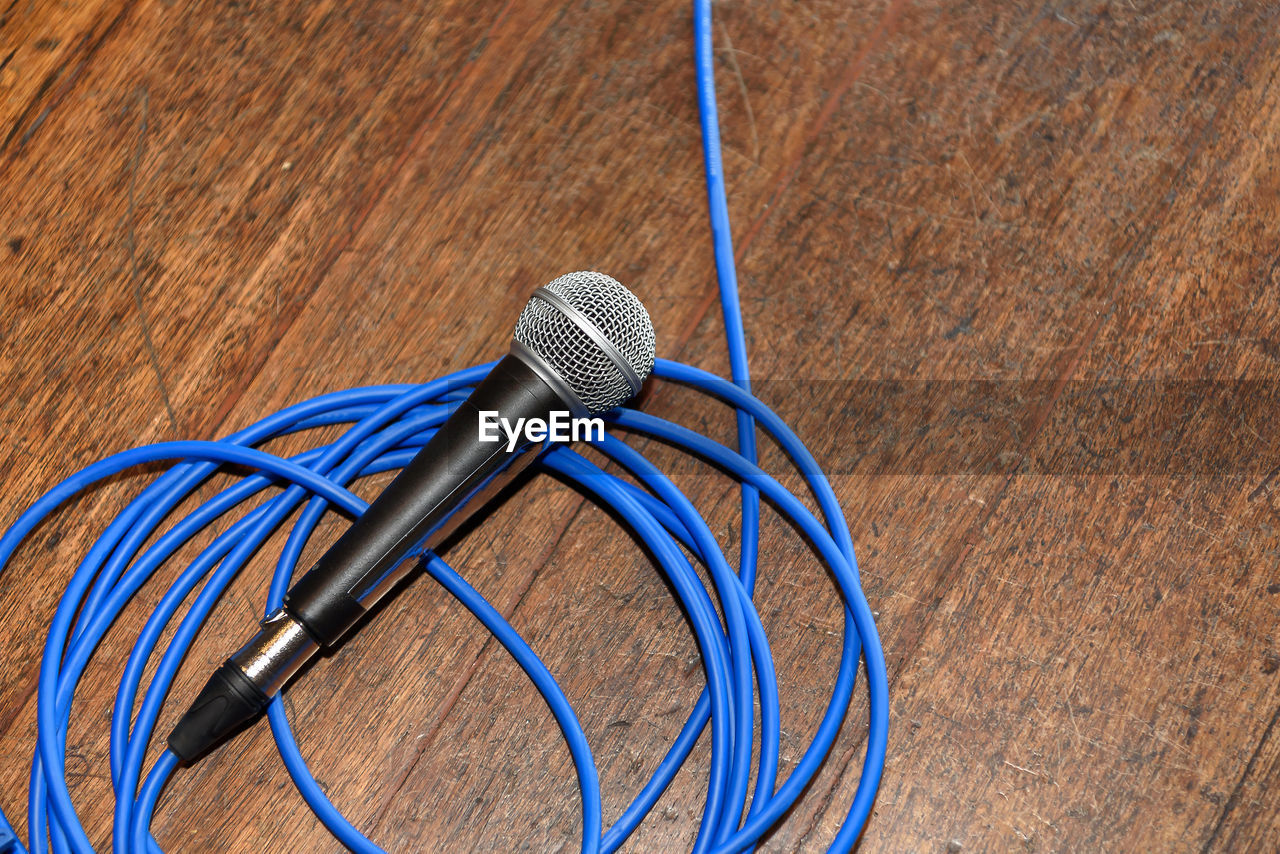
<box><xmin>512</xmin><ymin>271</ymin><xmax>656</xmax><ymax>415</ymax></box>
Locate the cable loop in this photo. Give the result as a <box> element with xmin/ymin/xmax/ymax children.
<box><xmin>0</xmin><ymin>2</ymin><xmax>887</xmax><ymax>851</ymax></box>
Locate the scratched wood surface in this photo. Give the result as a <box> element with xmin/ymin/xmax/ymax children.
<box><xmin>2</xmin><ymin>0</ymin><xmax>1278</xmax><ymax>851</ymax></box>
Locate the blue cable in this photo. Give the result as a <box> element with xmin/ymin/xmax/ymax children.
<box><xmin>0</xmin><ymin>815</ymin><xmax>16</xmax><ymax>854</ymax></box>
<box><xmin>0</xmin><ymin>1</ymin><xmax>888</xmax><ymax>851</ymax></box>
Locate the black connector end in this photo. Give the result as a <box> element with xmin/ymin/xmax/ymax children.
<box><xmin>167</xmin><ymin>661</ymin><xmax>269</xmax><ymax>763</ymax></box>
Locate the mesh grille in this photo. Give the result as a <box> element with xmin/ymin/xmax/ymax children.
<box><xmin>513</xmin><ymin>271</ymin><xmax>656</xmax><ymax>414</ymax></box>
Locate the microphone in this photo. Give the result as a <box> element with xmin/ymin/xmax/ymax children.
<box><xmin>167</xmin><ymin>271</ymin><xmax>656</xmax><ymax>761</ymax></box>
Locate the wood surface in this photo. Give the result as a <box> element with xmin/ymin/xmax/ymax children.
<box><xmin>2</xmin><ymin>0</ymin><xmax>1278</xmax><ymax>851</ymax></box>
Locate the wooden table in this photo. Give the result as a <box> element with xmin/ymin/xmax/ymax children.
<box><xmin>2</xmin><ymin>1</ymin><xmax>1277</xmax><ymax>850</ymax></box>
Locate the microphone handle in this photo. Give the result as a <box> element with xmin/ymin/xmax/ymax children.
<box><xmin>165</xmin><ymin>353</ymin><xmax>567</xmax><ymax>762</ymax></box>
<box><xmin>287</xmin><ymin>351</ymin><xmax>564</xmax><ymax>646</ymax></box>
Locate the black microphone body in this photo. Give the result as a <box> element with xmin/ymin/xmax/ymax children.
<box><xmin>287</xmin><ymin>351</ymin><xmax>559</xmax><ymax>646</ymax></box>
<box><xmin>167</xmin><ymin>354</ymin><xmax>562</xmax><ymax>761</ymax></box>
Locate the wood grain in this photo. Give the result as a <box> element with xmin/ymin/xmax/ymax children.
<box><xmin>2</xmin><ymin>0</ymin><xmax>1278</xmax><ymax>851</ymax></box>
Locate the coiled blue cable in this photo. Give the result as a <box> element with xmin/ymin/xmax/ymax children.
<box><xmin>0</xmin><ymin>1</ymin><xmax>888</xmax><ymax>851</ymax></box>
